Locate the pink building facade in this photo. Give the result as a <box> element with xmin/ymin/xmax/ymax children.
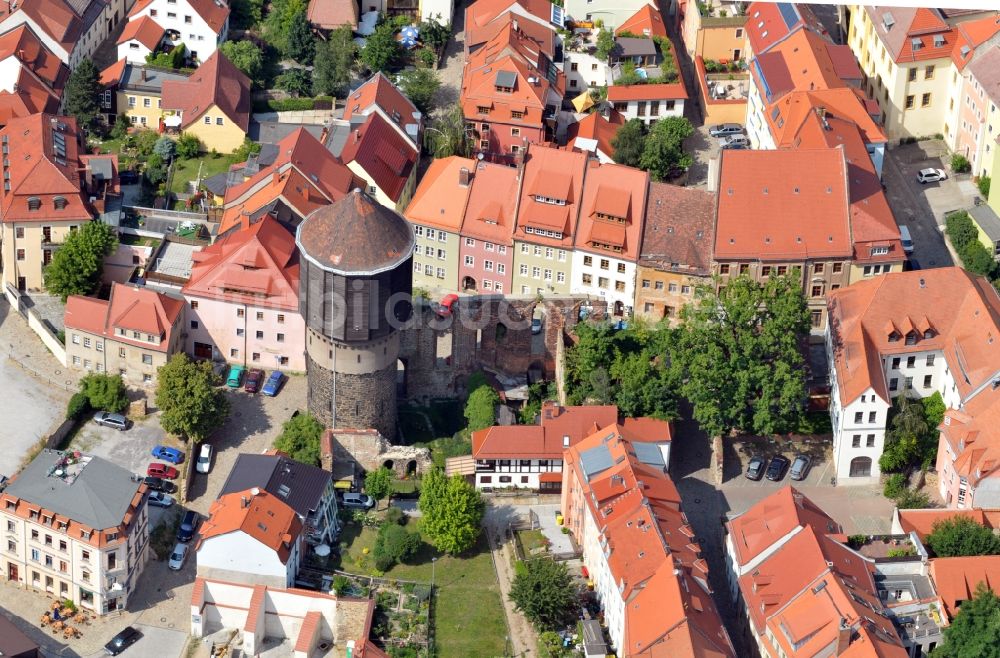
<box><xmin>955</xmin><ymin>73</ymin><xmax>989</xmax><ymax>172</ymax></box>
<box><xmin>457</xmin><ymin>237</ymin><xmax>513</xmax><ymax>294</ymax></box>
<box><xmin>184</xmin><ymin>298</ymin><xmax>306</xmax><ymax>371</ymax></box>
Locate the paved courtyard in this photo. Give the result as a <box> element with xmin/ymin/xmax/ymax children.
<box><xmin>0</xmin><ymin>301</ymin><xmax>73</xmax><ymax>478</ymax></box>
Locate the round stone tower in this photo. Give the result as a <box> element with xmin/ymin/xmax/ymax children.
<box><xmin>295</xmin><ymin>190</ymin><xmax>414</xmax><ymax>440</ymax></box>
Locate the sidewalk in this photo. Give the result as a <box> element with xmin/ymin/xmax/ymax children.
<box><xmin>485</xmin><ymin>509</ymin><xmax>538</xmax><ymax>657</ymax></box>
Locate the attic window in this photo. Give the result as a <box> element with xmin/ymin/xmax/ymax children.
<box><xmin>27</xmin><ymin>197</ymin><xmax>40</xmax><ymax>211</ymax></box>
<box><xmin>905</xmin><ymin>331</ymin><xmax>918</xmax><ymax>346</ymax></box>
<box><xmin>882</xmin><ymin>12</ymin><xmax>894</xmax><ymax>30</ymax></box>
<box><xmin>888</xmin><ymin>330</ymin><xmax>901</xmax><ymax>342</ymax></box>
<box><xmin>53</xmin><ymin>196</ymin><xmax>67</xmax><ymax>210</ymax></box>
<box><xmin>923</xmin><ymin>329</ymin><xmax>935</xmax><ymax>339</ymax></box>
<box><xmin>961</xmin><ymin>45</ymin><xmax>971</xmax><ymax>58</ymax></box>
<box><xmin>934</xmin><ymin>35</ymin><xmax>945</xmax><ymax>47</ymax></box>
<box><xmin>911</xmin><ymin>38</ymin><xmax>922</xmax><ymax>51</ymax></box>
<box><xmin>277</xmin><ymin>484</ymin><xmax>291</xmax><ymax>498</ymax></box>
<box><xmin>257</xmin><ymin>522</ymin><xmax>268</xmax><ymax>532</ymax></box>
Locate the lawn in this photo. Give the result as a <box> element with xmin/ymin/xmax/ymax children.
<box><xmin>118</xmin><ymin>233</ymin><xmax>162</xmax><ymax>249</ymax></box>
<box><xmin>516</xmin><ymin>529</ymin><xmax>548</xmax><ymax>557</ymax></box>
<box><xmin>338</xmin><ymin>522</ymin><xmax>507</xmax><ymax>657</ymax></box>
<box><xmin>169</xmin><ymin>154</ymin><xmax>234</xmax><ymax>195</ymax></box>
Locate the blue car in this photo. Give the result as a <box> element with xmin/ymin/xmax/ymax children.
<box><xmin>261</xmin><ymin>370</ymin><xmax>285</xmax><ymax>397</ymax></box>
<box><xmin>151</xmin><ymin>445</ymin><xmax>184</xmax><ymax>464</ymax></box>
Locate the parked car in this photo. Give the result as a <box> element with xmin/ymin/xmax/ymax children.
<box><xmin>899</xmin><ymin>225</ymin><xmax>914</xmax><ymax>254</ymax></box>
<box><xmin>709</xmin><ymin>123</ymin><xmax>744</xmax><ymax>137</ymax></box>
<box><xmin>261</xmin><ymin>370</ymin><xmax>285</xmax><ymax>397</ymax></box>
<box><xmin>342</xmin><ymin>492</ymin><xmax>375</xmax><ymax>509</ymax></box>
<box><xmin>196</xmin><ymin>444</ymin><xmax>213</xmax><ymax>474</ymax></box>
<box><xmin>226</xmin><ymin>365</ymin><xmax>245</xmax><ymax>388</ymax></box>
<box><xmin>720</xmin><ymin>135</ymin><xmax>750</xmax><ymax>149</ymax></box>
<box><xmin>168</xmin><ymin>543</ymin><xmax>188</xmax><ymax>570</ymax></box>
<box><xmin>151</xmin><ymin>445</ymin><xmax>184</xmax><ymax>464</ymax></box>
<box><xmin>147</xmin><ymin>462</ymin><xmax>179</xmax><ymax>479</ymax></box>
<box><xmin>431</xmin><ymin>293</ymin><xmax>460</xmax><ymax>318</ymax></box>
<box><xmin>93</xmin><ymin>411</ymin><xmax>128</xmax><ymax>431</ymax></box>
<box><xmin>177</xmin><ymin>511</ymin><xmax>200</xmax><ymax>543</ymax></box>
<box><xmin>917</xmin><ymin>168</ymin><xmax>947</xmax><ymax>184</ymax></box>
<box><xmin>142</xmin><ymin>477</ymin><xmax>177</xmax><ymax>494</ymax></box>
<box><xmin>745</xmin><ymin>455</ymin><xmax>767</xmax><ymax>481</ymax></box>
<box><xmin>244</xmin><ymin>368</ymin><xmax>264</xmax><ymax>393</ymax></box>
<box><xmin>147</xmin><ymin>491</ymin><xmax>175</xmax><ymax>508</ymax></box>
<box><xmin>789</xmin><ymin>454</ymin><xmax>812</xmax><ymax>481</ymax></box>
<box><xmin>531</xmin><ymin>318</ymin><xmax>543</xmax><ymax>335</ymax></box>
<box><xmin>104</xmin><ymin>626</ymin><xmax>142</xmax><ymax>655</ymax></box>
<box><xmin>766</xmin><ymin>455</ymin><xmax>790</xmax><ymax>481</ymax></box>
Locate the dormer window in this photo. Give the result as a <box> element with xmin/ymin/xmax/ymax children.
<box><xmin>533</xmin><ymin>195</ymin><xmax>566</xmax><ymax>206</ymax></box>
<box><xmin>911</xmin><ymin>38</ymin><xmax>922</xmax><ymax>51</ymax></box>
<box><xmin>27</xmin><ymin>197</ymin><xmax>40</xmax><ymax>211</ymax></box>
<box><xmin>595</xmin><ymin>212</ymin><xmax>625</xmax><ymax>224</ymax></box>
<box><xmin>923</xmin><ymin>329</ymin><xmax>935</xmax><ymax>339</ymax></box>
<box><xmin>888</xmin><ymin>331</ymin><xmax>901</xmax><ymax>342</ymax></box>
<box><xmin>53</xmin><ymin>196</ymin><xmax>67</xmax><ymax>210</ymax></box>
<box><xmin>905</xmin><ymin>331</ymin><xmax>918</xmax><ymax>346</ymax></box>
<box><xmin>870</xmin><ymin>246</ymin><xmax>889</xmax><ymax>256</ymax></box>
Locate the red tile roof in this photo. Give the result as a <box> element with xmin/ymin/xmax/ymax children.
<box><xmin>0</xmin><ymin>0</ymin><xmax>83</xmax><ymax>58</ymax></box>
<box><xmin>459</xmin><ymin>161</ymin><xmax>520</xmax><ymax>244</ymax></box>
<box><xmin>472</xmin><ymin>401</ymin><xmax>622</xmax><ymax>459</ymax></box>
<box><xmin>0</xmin><ymin>114</ymin><xmax>95</xmax><ymax>224</ymax></box>
<box><xmin>952</xmin><ymin>15</ymin><xmax>1000</xmax><ymax>70</ymax></box>
<box><xmin>744</xmin><ymin>1</ymin><xmax>826</xmax><ymax>55</ymax></box>
<box><xmin>895</xmin><ymin>508</ymin><xmax>1000</xmax><ymax>541</ymax></box>
<box><xmin>198</xmin><ymin>489</ymin><xmax>302</xmax><ymax>564</ymax></box>
<box><xmin>404</xmin><ymin>156</ymin><xmax>475</xmax><ymax>233</ymax></box>
<box><xmin>513</xmin><ymin>144</ymin><xmax>587</xmax><ymax>248</ymax></box>
<box><xmin>161</xmin><ymin>51</ymin><xmax>250</xmax><ymax>131</ymax></box>
<box><xmin>184</xmin><ymin>216</ymin><xmax>299</xmax><ymax>310</ymax></box>
<box><xmin>574</xmin><ymin>161</ymin><xmax>648</xmax><ymax>261</ymax></box>
<box><xmin>100</xmin><ymin>58</ymin><xmax>128</xmax><ymax>86</ymax></box>
<box><xmin>465</xmin><ymin>0</ymin><xmax>556</xmax><ymax>51</ymax></box>
<box><xmin>863</xmin><ymin>7</ymin><xmax>961</xmax><ymax>64</ymax></box>
<box><xmin>469</xmin><ymin>10</ymin><xmax>556</xmax><ymax>59</ymax></box>
<box><xmin>117</xmin><ymin>14</ymin><xmax>165</xmax><ymax>49</ymax></box>
<box><xmin>727</xmin><ymin>487</ymin><xmax>841</xmax><ymax>566</ymax></box>
<box><xmin>930</xmin><ymin>556</ymin><xmax>1000</xmax><ymax>618</ymax></box>
<box><xmin>606</xmin><ymin>81</ymin><xmax>688</xmax><ymax>102</ymax></box>
<box><xmin>307</xmin><ymin>0</ymin><xmax>358</xmax><ymax>29</ymax></box>
<box><xmin>639</xmin><ymin>182</ymin><xmax>715</xmax><ymax>276</ymax></box>
<box><xmin>565</xmin><ymin>109</ymin><xmax>625</xmax><ymax>160</ymax></box>
<box><xmin>616</xmin><ymin>4</ymin><xmax>667</xmax><ymax>38</ymax></box>
<box><xmin>130</xmin><ymin>0</ymin><xmax>229</xmax><ymax>33</ymax></box>
<box><xmin>461</xmin><ymin>21</ymin><xmax>564</xmax><ymax>131</ymax></box>
<box><xmin>565</xmin><ymin>426</ymin><xmax>733</xmax><ymax>657</ymax></box>
<box><xmin>343</xmin><ymin>72</ymin><xmax>421</xmax><ymax>147</ymax></box>
<box><xmin>65</xmin><ymin>282</ymin><xmax>183</xmax><ymax>352</ymax></box>
<box><xmin>0</xmin><ymin>67</ymin><xmax>61</xmax><ymax>124</ymax></box>
<box><xmin>0</xmin><ymin>25</ymin><xmax>69</xmax><ymax>91</ymax></box>
<box><xmin>714</xmin><ymin>148</ymin><xmax>852</xmax><ymax>260</ymax></box>
<box><xmin>339</xmin><ymin>112</ymin><xmax>417</xmax><ymax>203</ymax></box>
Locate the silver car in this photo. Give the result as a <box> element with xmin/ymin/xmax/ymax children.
<box><xmin>720</xmin><ymin>135</ymin><xmax>750</xmax><ymax>149</ymax></box>
<box><xmin>709</xmin><ymin>123</ymin><xmax>744</xmax><ymax>137</ymax></box>
<box><xmin>93</xmin><ymin>411</ymin><xmax>128</xmax><ymax>431</ymax></box>
<box><xmin>168</xmin><ymin>543</ymin><xmax>188</xmax><ymax>570</ymax></box>
<box><xmin>789</xmin><ymin>455</ymin><xmax>812</xmax><ymax>481</ymax></box>
<box><xmin>917</xmin><ymin>168</ymin><xmax>947</xmax><ymax>184</ymax></box>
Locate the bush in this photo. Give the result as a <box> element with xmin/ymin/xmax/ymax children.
<box><xmin>959</xmin><ymin>239</ymin><xmax>997</xmax><ymax>277</ymax></box>
<box><xmin>895</xmin><ymin>489</ymin><xmax>931</xmax><ymax>509</ymax></box>
<box><xmin>385</xmin><ymin>505</ymin><xmax>406</xmax><ymax>526</ymax></box>
<box><xmin>66</xmin><ymin>392</ymin><xmax>90</xmax><ymax>420</ymax></box>
<box><xmin>80</xmin><ymin>373</ymin><xmax>129</xmax><ymax>413</ymax></box>
<box><xmin>251</xmin><ymin>97</ymin><xmax>332</xmax><ymax>113</ymax></box>
<box><xmin>883</xmin><ymin>473</ymin><xmax>907</xmax><ymax>499</ymax></box>
<box><xmin>176</xmin><ymin>132</ymin><xmax>202</xmax><ymax>159</ymax></box>
<box><xmin>979</xmin><ymin>175</ymin><xmax>992</xmax><ymax>199</ymax></box>
<box><xmin>372</xmin><ymin>523</ymin><xmax>421</xmax><ymax>571</ymax></box>
<box><xmin>946</xmin><ymin>211</ymin><xmax>980</xmax><ymax>252</ymax></box>
<box><xmin>951</xmin><ymin>153</ymin><xmax>972</xmax><ymax>173</ymax></box>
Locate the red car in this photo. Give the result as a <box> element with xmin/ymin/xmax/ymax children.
<box><xmin>245</xmin><ymin>368</ymin><xmax>265</xmax><ymax>393</ymax></box>
<box><xmin>147</xmin><ymin>462</ymin><xmax>179</xmax><ymax>479</ymax></box>
<box><xmin>433</xmin><ymin>293</ymin><xmax>459</xmax><ymax>318</ymax></box>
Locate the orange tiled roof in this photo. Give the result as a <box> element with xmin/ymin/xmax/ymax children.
<box><xmin>513</xmin><ymin>143</ymin><xmax>587</xmax><ymax>248</ymax></box>
<box><xmin>616</xmin><ymin>4</ymin><xmax>667</xmax><ymax>38</ymax></box>
<box><xmin>639</xmin><ymin>182</ymin><xmax>715</xmax><ymax>276</ymax></box>
<box><xmin>929</xmin><ymin>556</ymin><xmax>1000</xmax><ymax>618</ymax></box>
<box><xmin>714</xmin><ymin>148</ymin><xmax>852</xmax><ymax>260</ymax></box>
<box><xmin>895</xmin><ymin>508</ymin><xmax>998</xmax><ymax>540</ymax></box>
<box><xmin>198</xmin><ymin>489</ymin><xmax>302</xmax><ymax>564</ymax></box>
<box><xmin>0</xmin><ymin>25</ymin><xmax>69</xmax><ymax>91</ymax></box>
<box><xmin>404</xmin><ymin>156</ymin><xmax>475</xmax><ymax>233</ymax></box>
<box><xmin>117</xmin><ymin>14</ymin><xmax>165</xmax><ymax>49</ymax></box>
<box><xmin>863</xmin><ymin>7</ymin><xmax>972</xmax><ymax>64</ymax></box>
<box><xmin>100</xmin><ymin>58</ymin><xmax>128</xmax><ymax>86</ymax></box>
<box><xmin>606</xmin><ymin>81</ymin><xmax>688</xmax><ymax>102</ymax></box>
<box><xmin>465</xmin><ymin>0</ymin><xmax>556</xmax><ymax>50</ymax></box>
<box><xmin>183</xmin><ymin>215</ymin><xmax>299</xmax><ymax>310</ymax></box>
<box><xmin>343</xmin><ymin>72</ymin><xmax>421</xmax><ymax>147</ymax></box>
<box><xmin>0</xmin><ymin>67</ymin><xmax>61</xmax><ymax>125</ymax></box>
<box><xmin>161</xmin><ymin>51</ymin><xmax>250</xmax><ymax>131</ymax></box>
<box><xmin>744</xmin><ymin>1</ymin><xmax>827</xmax><ymax>55</ymax></box>
<box><xmin>574</xmin><ymin>161</ymin><xmax>648</xmax><ymax>261</ymax></box>
<box><xmin>565</xmin><ymin>108</ymin><xmax>625</xmax><ymax>160</ymax></box>
<box><xmin>129</xmin><ymin>0</ymin><xmax>229</xmax><ymax>33</ymax></box>
<box><xmin>565</xmin><ymin>425</ymin><xmax>733</xmax><ymax>657</ymax></box>
<box><xmin>65</xmin><ymin>282</ymin><xmax>183</xmax><ymax>352</ymax></box>
<box><xmin>307</xmin><ymin>0</ymin><xmax>357</xmax><ymax>29</ymax></box>
<box><xmin>472</xmin><ymin>402</ymin><xmax>622</xmax><ymax>459</ymax></box>
<box><xmin>0</xmin><ymin>0</ymin><xmax>83</xmax><ymax>57</ymax></box>
<box><xmin>459</xmin><ymin>161</ymin><xmax>520</xmax><ymax>244</ymax></box>
<box><xmin>952</xmin><ymin>15</ymin><xmax>1000</xmax><ymax>70</ymax></box>
<box><xmin>339</xmin><ymin>112</ymin><xmax>417</xmax><ymax>203</ymax></box>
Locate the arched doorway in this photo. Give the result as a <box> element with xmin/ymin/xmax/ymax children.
<box><xmin>396</xmin><ymin>358</ymin><xmax>407</xmax><ymax>397</ymax></box>
<box><xmin>462</xmin><ymin>276</ymin><xmax>477</xmax><ymax>292</ymax></box>
<box><xmin>613</xmin><ymin>300</ymin><xmax>625</xmax><ymax>316</ymax></box>
<box><xmin>849</xmin><ymin>457</ymin><xmax>872</xmax><ymax>478</ymax></box>
<box><xmin>383</xmin><ymin>460</ymin><xmax>395</xmax><ymax>472</ymax></box>
<box><xmin>406</xmin><ymin>460</ymin><xmax>417</xmax><ymax>477</ymax></box>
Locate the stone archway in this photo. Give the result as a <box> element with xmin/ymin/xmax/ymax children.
<box><xmin>462</xmin><ymin>276</ymin><xmax>477</xmax><ymax>292</ymax></box>
<box><xmin>849</xmin><ymin>456</ymin><xmax>872</xmax><ymax>478</ymax></box>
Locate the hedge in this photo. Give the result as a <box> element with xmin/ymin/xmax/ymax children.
<box><xmin>945</xmin><ymin>210</ymin><xmax>997</xmax><ymax>278</ymax></box>
<box><xmin>252</xmin><ymin>96</ymin><xmax>335</xmax><ymax>113</ymax></box>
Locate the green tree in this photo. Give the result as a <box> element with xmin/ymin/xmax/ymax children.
<box><xmin>276</xmin><ymin>68</ymin><xmax>312</xmax><ymax>96</ymax></box>
<box><xmin>80</xmin><ymin>373</ymin><xmax>129</xmax><ymax>413</ymax></box>
<box><xmin>155</xmin><ymin>354</ymin><xmax>230</xmax><ymax>442</ymax></box>
<box><xmin>132</xmin><ymin>128</ymin><xmax>160</xmax><ymax>158</ymax></box>
<box><xmin>220</xmin><ymin>40</ymin><xmax>264</xmax><ymax>82</ymax></box>
<box><xmin>154</xmin><ymin>136</ymin><xmax>177</xmax><ymax>159</ymax></box>
<box><xmin>509</xmin><ymin>558</ymin><xmax>577</xmax><ymax>631</ymax></box>
<box><xmin>372</xmin><ymin>523</ymin><xmax>422</xmax><ymax>571</ymax></box>
<box><xmin>464</xmin><ymin>385</ymin><xmax>499</xmax><ymax>432</ymax></box>
<box><xmin>419</xmin><ymin>469</ymin><xmax>484</xmax><ymax>554</ymax></box>
<box><xmin>923</xmin><ymin>391</ymin><xmax>946</xmax><ymax>429</ymax></box>
<box><xmin>176</xmin><ymin>132</ymin><xmax>202</xmax><ymax>158</ymax></box>
<box><xmin>639</xmin><ymin>116</ymin><xmax>694</xmax><ymax>181</ymax></box>
<box><xmin>264</xmin><ymin>0</ymin><xmax>308</xmax><ymax>54</ymax></box>
<box><xmin>66</xmin><ymin>392</ymin><xmax>90</xmax><ymax>420</ymax></box>
<box><xmin>960</xmin><ymin>240</ymin><xmax>996</xmax><ymax>277</ymax></box>
<box><xmin>231</xmin><ymin>137</ymin><xmax>262</xmax><ymax>162</ymax></box>
<box><xmin>595</xmin><ymin>29</ymin><xmax>615</xmax><ymax>60</ymax></box>
<box><xmin>932</xmin><ymin>584</ymin><xmax>1000</xmax><ymax>658</ymax></box>
<box><xmin>979</xmin><ymin>176</ymin><xmax>991</xmax><ymax>199</ymax></box>
<box><xmin>397</xmin><ymin>67</ymin><xmax>440</xmax><ymax>115</ymax></box>
<box><xmin>364</xmin><ymin>467</ymin><xmax>395</xmax><ymax>503</ymax></box>
<box><xmin>673</xmin><ymin>275</ymin><xmax>810</xmax><ymax>437</ymax></box>
<box><xmin>44</xmin><ymin>221</ymin><xmax>118</xmax><ymax>300</ymax></box>
<box><xmin>313</xmin><ymin>26</ymin><xmax>355</xmax><ymax>96</ymax></box>
<box><xmin>419</xmin><ymin>20</ymin><xmax>451</xmax><ymax>51</ymax></box>
<box><xmin>361</xmin><ymin>23</ymin><xmax>401</xmax><ymax>73</ymax></box>
<box><xmin>926</xmin><ymin>517</ymin><xmax>1000</xmax><ymax>557</ymax></box>
<box><xmin>230</xmin><ymin>0</ymin><xmax>264</xmax><ymax>28</ymax></box>
<box><xmin>110</xmin><ymin>115</ymin><xmax>130</xmax><ymax>140</ymax></box>
<box><xmin>273</xmin><ymin>412</ymin><xmax>325</xmax><ymax>465</ymax></box>
<box><xmin>146</xmin><ymin>43</ymin><xmax>186</xmax><ymax>68</ymax></box>
<box><xmin>946</xmin><ymin>211</ymin><xmax>980</xmax><ymax>252</ymax></box>
<box><xmin>285</xmin><ymin>10</ymin><xmax>315</xmax><ymax>64</ymax></box>
<box><xmin>611</xmin><ymin>118</ymin><xmax>645</xmax><ymax>168</ymax></box>
<box><xmin>64</xmin><ymin>59</ymin><xmax>102</xmax><ymax>129</ymax></box>
<box><xmin>424</xmin><ymin>105</ymin><xmax>471</xmax><ymax>158</ymax></box>
<box><xmin>144</xmin><ymin>153</ymin><xmax>168</xmax><ymax>186</ymax></box>
<box><xmin>538</xmin><ymin>631</ymin><xmax>576</xmax><ymax>658</ymax></box>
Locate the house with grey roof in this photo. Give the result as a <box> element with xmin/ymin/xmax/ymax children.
<box><xmin>0</xmin><ymin>450</ymin><xmax>150</xmax><ymax>614</ymax></box>
<box><xmin>219</xmin><ymin>452</ymin><xmax>340</xmax><ymax>544</ymax></box>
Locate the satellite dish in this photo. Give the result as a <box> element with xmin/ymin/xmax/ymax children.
<box><xmin>315</xmin><ymin>544</ymin><xmax>331</xmax><ymax>557</ymax></box>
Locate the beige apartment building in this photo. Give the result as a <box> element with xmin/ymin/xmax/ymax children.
<box><xmin>0</xmin><ymin>450</ymin><xmax>150</xmax><ymax>614</ymax></box>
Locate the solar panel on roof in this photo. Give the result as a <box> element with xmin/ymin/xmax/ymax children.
<box><xmin>495</xmin><ymin>70</ymin><xmax>517</xmax><ymax>89</ymax></box>
<box><xmin>776</xmin><ymin>2</ymin><xmax>800</xmax><ymax>30</ymax></box>
<box><xmin>632</xmin><ymin>442</ymin><xmax>665</xmax><ymax>468</ymax></box>
<box><xmin>579</xmin><ymin>444</ymin><xmax>613</xmax><ymax>481</ymax></box>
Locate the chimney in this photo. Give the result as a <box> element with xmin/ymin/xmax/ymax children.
<box><xmin>141</xmin><ymin>68</ymin><xmax>147</xmax><ymax>82</ymax></box>
<box><xmin>836</xmin><ymin>618</ymin><xmax>852</xmax><ymax>653</ymax></box>
<box><xmin>512</xmin><ymin>17</ymin><xmax>518</xmax><ymax>32</ymax></box>
<box><xmin>241</xmin><ymin>496</ymin><xmax>249</xmax><ymax>508</ymax></box>
<box><xmin>354</xmin><ymin>129</ymin><xmax>361</xmax><ymax>142</ymax></box>
<box><xmin>458</xmin><ymin>166</ymin><xmax>471</xmax><ymax>187</ymax></box>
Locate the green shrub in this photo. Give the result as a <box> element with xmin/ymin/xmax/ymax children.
<box><xmin>372</xmin><ymin>523</ymin><xmax>421</xmax><ymax>571</ymax></box>
<box><xmin>946</xmin><ymin>211</ymin><xmax>979</xmax><ymax>251</ymax></box>
<box><xmin>951</xmin><ymin>154</ymin><xmax>972</xmax><ymax>173</ymax></box>
<box><xmin>959</xmin><ymin>240</ymin><xmax>997</xmax><ymax>277</ymax></box>
<box><xmin>979</xmin><ymin>176</ymin><xmax>992</xmax><ymax>199</ymax></box>
<box><xmin>895</xmin><ymin>489</ymin><xmax>931</xmax><ymax>509</ymax></box>
<box><xmin>80</xmin><ymin>373</ymin><xmax>129</xmax><ymax>413</ymax></box>
<box><xmin>883</xmin><ymin>473</ymin><xmax>907</xmax><ymax>499</ymax></box>
<box><xmin>66</xmin><ymin>392</ymin><xmax>90</xmax><ymax>420</ymax></box>
<box><xmin>385</xmin><ymin>506</ymin><xmax>406</xmax><ymax>526</ymax></box>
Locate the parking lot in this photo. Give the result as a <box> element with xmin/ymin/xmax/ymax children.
<box><xmin>725</xmin><ymin>438</ymin><xmax>834</xmax><ymax>488</ymax></box>
<box><xmin>881</xmin><ymin>140</ymin><xmax>982</xmax><ymax>270</ymax></box>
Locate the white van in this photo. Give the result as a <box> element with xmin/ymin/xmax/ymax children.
<box><xmin>899</xmin><ymin>225</ymin><xmax>914</xmax><ymax>254</ymax></box>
